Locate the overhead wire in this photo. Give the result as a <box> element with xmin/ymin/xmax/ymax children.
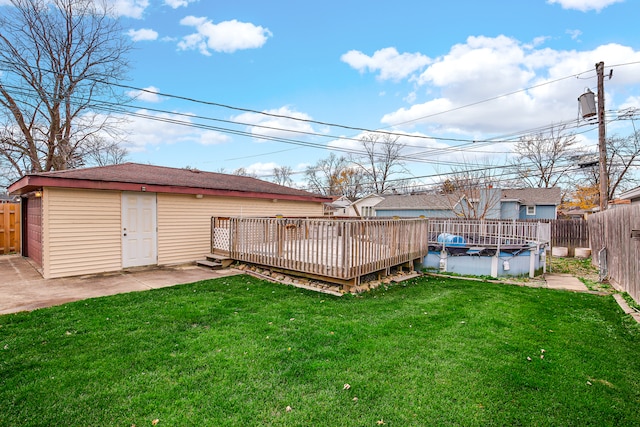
<box><xmin>1</xmin><ymin>58</ymin><xmax>639</xmax><ymax>192</ymax></box>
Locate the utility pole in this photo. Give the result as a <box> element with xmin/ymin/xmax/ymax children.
<box><xmin>596</xmin><ymin>61</ymin><xmax>608</xmax><ymax>211</ymax></box>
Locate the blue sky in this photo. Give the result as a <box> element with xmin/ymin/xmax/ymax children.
<box><xmin>96</xmin><ymin>0</ymin><xmax>640</xmax><ymax>187</ymax></box>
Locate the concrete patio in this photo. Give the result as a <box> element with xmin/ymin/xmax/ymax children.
<box><xmin>0</xmin><ymin>255</ymin><xmax>241</xmax><ymax>315</ymax></box>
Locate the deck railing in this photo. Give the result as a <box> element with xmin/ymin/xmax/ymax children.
<box><xmin>212</xmin><ymin>217</ymin><xmax>429</xmax><ymax>285</ymax></box>
<box><xmin>428</xmin><ymin>219</ymin><xmax>550</xmax><ymax>248</ymax></box>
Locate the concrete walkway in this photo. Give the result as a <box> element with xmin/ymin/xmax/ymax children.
<box><xmin>543</xmin><ymin>273</ymin><xmax>589</xmax><ymax>292</ymax></box>
<box><xmin>0</xmin><ymin>255</ymin><xmax>241</xmax><ymax>315</ymax></box>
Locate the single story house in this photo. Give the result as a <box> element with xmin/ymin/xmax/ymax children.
<box><xmin>8</xmin><ymin>163</ymin><xmax>330</xmax><ymax>279</ymax></box>
<box><xmin>373</xmin><ymin>194</ymin><xmax>455</xmax><ymax>218</ymax></box>
<box><xmin>372</xmin><ymin>188</ymin><xmax>562</xmax><ymax>220</ymax></box>
<box><xmin>324</xmin><ymin>195</ymin><xmax>353</xmax><ymax>216</ymax></box>
<box><xmin>351</xmin><ymin>193</ymin><xmax>385</xmax><ymax>217</ymax></box>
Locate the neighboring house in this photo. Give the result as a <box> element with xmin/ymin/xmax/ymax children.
<box><xmin>8</xmin><ymin>163</ymin><xmax>330</xmax><ymax>279</ymax></box>
<box><xmin>620</xmin><ymin>186</ymin><xmax>640</xmax><ymax>205</ymax></box>
<box><xmin>499</xmin><ymin>188</ymin><xmax>562</xmax><ymax>220</ymax></box>
<box><xmin>372</xmin><ymin>188</ymin><xmax>562</xmax><ymax>220</ymax></box>
<box><xmin>324</xmin><ymin>196</ymin><xmax>353</xmax><ymax>216</ymax></box>
<box><xmin>558</xmin><ymin>207</ymin><xmax>596</xmax><ymax>220</ymax></box>
<box><xmin>374</xmin><ymin>194</ymin><xmax>456</xmax><ymax>218</ymax></box>
<box><xmin>351</xmin><ymin>193</ymin><xmax>385</xmax><ymax>217</ymax></box>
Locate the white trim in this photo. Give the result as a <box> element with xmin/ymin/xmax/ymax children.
<box><xmin>122</xmin><ymin>192</ymin><xmax>158</xmax><ymax>268</ymax></box>
<box><xmin>526</xmin><ymin>205</ymin><xmax>536</xmax><ymax>216</ymax></box>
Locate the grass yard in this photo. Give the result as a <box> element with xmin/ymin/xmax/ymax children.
<box><xmin>1</xmin><ymin>275</ymin><xmax>639</xmax><ymax>426</ymax></box>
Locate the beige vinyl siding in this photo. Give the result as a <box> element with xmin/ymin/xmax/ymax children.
<box><xmin>157</xmin><ymin>194</ymin><xmax>323</xmax><ymax>265</ymax></box>
<box><xmin>43</xmin><ymin>188</ymin><xmax>121</xmax><ymax>279</ymax></box>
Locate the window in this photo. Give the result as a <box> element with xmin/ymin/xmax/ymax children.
<box><xmin>526</xmin><ymin>205</ymin><xmax>536</xmax><ymax>216</ymax></box>
<box><xmin>362</xmin><ymin>206</ymin><xmax>374</xmax><ymax>217</ymax></box>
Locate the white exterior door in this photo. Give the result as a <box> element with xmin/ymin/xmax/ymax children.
<box><xmin>122</xmin><ymin>192</ymin><xmax>157</xmax><ymax>268</ymax></box>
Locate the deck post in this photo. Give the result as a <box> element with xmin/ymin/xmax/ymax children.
<box><xmin>529</xmin><ymin>246</ymin><xmax>536</xmax><ymax>278</ymax></box>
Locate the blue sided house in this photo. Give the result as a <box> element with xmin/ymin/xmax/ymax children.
<box><xmin>373</xmin><ymin>188</ymin><xmax>561</xmax><ymax>221</ymax></box>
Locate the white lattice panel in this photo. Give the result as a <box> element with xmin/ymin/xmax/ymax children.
<box><xmin>213</xmin><ymin>228</ymin><xmax>230</xmax><ymax>251</ymax></box>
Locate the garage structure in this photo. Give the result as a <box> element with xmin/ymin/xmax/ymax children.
<box><xmin>8</xmin><ymin>163</ymin><xmax>330</xmax><ymax>279</ymax></box>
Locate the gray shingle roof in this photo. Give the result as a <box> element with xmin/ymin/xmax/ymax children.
<box><xmin>375</xmin><ymin>194</ymin><xmax>452</xmax><ymax>210</ymax></box>
<box><xmin>11</xmin><ymin>162</ymin><xmax>327</xmax><ymax>200</ymax></box>
<box><xmin>501</xmin><ymin>188</ymin><xmax>562</xmax><ymax>205</ymax></box>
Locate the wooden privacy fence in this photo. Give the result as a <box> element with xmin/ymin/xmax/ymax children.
<box><xmin>524</xmin><ymin>219</ymin><xmax>590</xmax><ymax>255</ymax></box>
<box><xmin>548</xmin><ymin>219</ymin><xmax>590</xmax><ymax>254</ymax></box>
<box><xmin>588</xmin><ymin>205</ymin><xmax>640</xmax><ymax>304</ymax></box>
<box><xmin>212</xmin><ymin>217</ymin><xmax>430</xmax><ymax>288</ymax></box>
<box><xmin>0</xmin><ymin>203</ymin><xmax>21</xmax><ymax>255</ymax></box>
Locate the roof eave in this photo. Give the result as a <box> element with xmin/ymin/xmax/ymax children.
<box><xmin>8</xmin><ymin>175</ymin><xmax>331</xmax><ymax>203</ymax></box>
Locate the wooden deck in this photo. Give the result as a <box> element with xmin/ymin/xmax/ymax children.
<box><xmin>211</xmin><ymin>217</ymin><xmax>429</xmax><ymax>290</ymax></box>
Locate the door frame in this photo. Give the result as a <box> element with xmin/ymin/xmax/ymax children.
<box><xmin>121</xmin><ymin>191</ymin><xmax>158</xmax><ymax>268</ymax></box>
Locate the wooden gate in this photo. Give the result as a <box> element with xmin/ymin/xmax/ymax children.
<box><xmin>0</xmin><ymin>203</ymin><xmax>21</xmax><ymax>255</ymax></box>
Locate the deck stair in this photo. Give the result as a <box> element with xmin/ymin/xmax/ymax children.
<box><xmin>196</xmin><ymin>253</ymin><xmax>234</xmax><ymax>270</ymax></box>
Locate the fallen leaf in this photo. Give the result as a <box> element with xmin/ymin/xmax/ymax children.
<box><xmin>540</xmin><ymin>355</ymin><xmax>544</xmax><ymax>359</ymax></box>
<box><xmin>286</xmin><ymin>406</ymin><xmax>292</xmax><ymax>412</ymax></box>
<box><xmin>527</xmin><ymin>356</ymin><xmax>532</xmax><ymax>361</ymax></box>
<box><xmin>377</xmin><ymin>419</ymin><xmax>386</xmax><ymax>425</ymax></box>
<box><xmin>152</xmin><ymin>419</ymin><xmax>159</xmax><ymax>426</ymax></box>
<box><xmin>541</xmin><ymin>349</ymin><xmax>546</xmax><ymax>353</ymax></box>
<box><xmin>587</xmin><ymin>381</ymin><xmax>593</xmax><ymax>386</ymax></box>
<box><xmin>343</xmin><ymin>383</ymin><xmax>351</xmax><ymax>390</ymax></box>
<box><xmin>352</xmin><ymin>397</ymin><xmax>358</xmax><ymax>402</ymax></box>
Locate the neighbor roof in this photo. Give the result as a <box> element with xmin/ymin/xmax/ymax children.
<box><xmin>501</xmin><ymin>188</ymin><xmax>562</xmax><ymax>206</ymax></box>
<box><xmin>8</xmin><ymin>163</ymin><xmax>330</xmax><ymax>203</ymax></box>
<box><xmin>374</xmin><ymin>194</ymin><xmax>452</xmax><ymax>210</ymax></box>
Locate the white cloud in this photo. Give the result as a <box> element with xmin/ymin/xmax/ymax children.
<box><xmin>126</xmin><ymin>28</ymin><xmax>158</xmax><ymax>42</ymax></box>
<box><xmin>618</xmin><ymin>96</ymin><xmax>640</xmax><ymax>113</ymax></box>
<box><xmin>126</xmin><ymin>86</ymin><xmax>162</xmax><ymax>103</ymax></box>
<box><xmin>178</xmin><ymin>16</ymin><xmax>272</xmax><ymax>55</ymax></box>
<box><xmin>547</xmin><ymin>0</ymin><xmax>624</xmax><ymax>12</ymax></box>
<box><xmin>566</xmin><ymin>29</ymin><xmax>583</xmax><ymax>40</ymax></box>
<box><xmin>381</xmin><ymin>36</ymin><xmax>640</xmax><ymax>136</ymax></box>
<box><xmin>245</xmin><ymin>162</ymin><xmax>279</xmax><ymax>177</ymax></box>
<box><xmin>95</xmin><ymin>109</ymin><xmax>229</xmax><ymax>152</ymax></box>
<box><xmin>164</xmin><ymin>0</ymin><xmax>197</xmax><ymax>8</ymax></box>
<box><xmin>341</xmin><ymin>47</ymin><xmax>431</xmax><ymax>81</ymax></box>
<box><xmin>232</xmin><ymin>106</ymin><xmax>320</xmax><ymax>141</ymax></box>
<box><xmin>198</xmin><ymin>130</ymin><xmax>231</xmax><ymax>145</ymax></box>
<box><xmin>107</xmin><ymin>0</ymin><xmax>150</xmax><ymax>19</ymax></box>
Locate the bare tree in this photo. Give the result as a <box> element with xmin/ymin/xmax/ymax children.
<box><xmin>271</xmin><ymin>165</ymin><xmax>294</xmax><ymax>187</ymax></box>
<box><xmin>509</xmin><ymin>125</ymin><xmax>579</xmax><ymax>188</ymax></box>
<box><xmin>335</xmin><ymin>167</ymin><xmax>366</xmax><ymax>199</ymax></box>
<box><xmin>577</xmin><ymin>132</ymin><xmax>640</xmax><ymax>200</ymax></box>
<box><xmin>232</xmin><ymin>167</ymin><xmax>258</xmax><ymax>178</ymax></box>
<box><xmin>82</xmin><ymin>137</ymin><xmax>128</xmax><ymax>167</ymax></box>
<box><xmin>304</xmin><ymin>152</ymin><xmax>355</xmax><ymax>196</ymax></box>
<box><xmin>351</xmin><ymin>132</ymin><xmax>407</xmax><ymax>194</ymax></box>
<box><xmin>0</xmin><ymin>0</ymin><xmax>131</xmax><ymax>179</ymax></box>
<box><xmin>441</xmin><ymin>161</ymin><xmax>502</xmax><ymax>219</ymax></box>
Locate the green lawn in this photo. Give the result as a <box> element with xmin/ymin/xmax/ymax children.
<box><xmin>1</xmin><ymin>275</ymin><xmax>639</xmax><ymax>426</ymax></box>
